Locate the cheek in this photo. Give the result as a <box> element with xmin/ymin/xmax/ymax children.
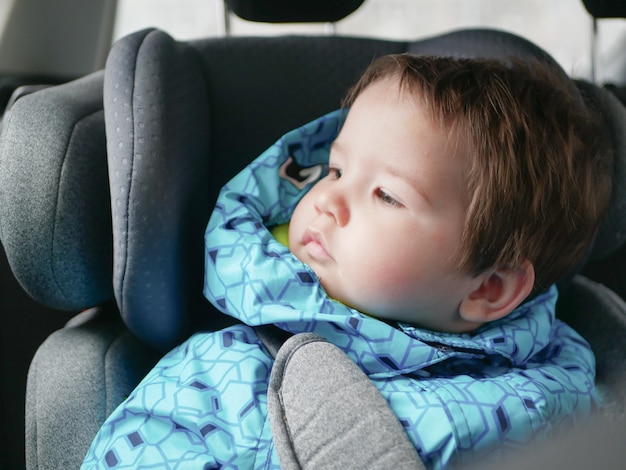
<box><xmin>345</xmin><ymin>228</ymin><xmax>457</xmax><ymax>302</ymax></box>
<box><xmin>341</xmin><ymin>244</ymin><xmax>428</xmax><ymax>307</ymax></box>
<box><xmin>374</xmin><ymin>257</ymin><xmax>425</xmax><ymax>296</ymax></box>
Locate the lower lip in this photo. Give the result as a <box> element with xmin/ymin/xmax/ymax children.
<box><xmin>305</xmin><ymin>240</ymin><xmax>332</xmax><ymax>260</ymax></box>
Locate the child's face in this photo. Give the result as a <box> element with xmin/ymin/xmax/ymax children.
<box><xmin>289</xmin><ymin>77</ymin><xmax>482</xmax><ymax>331</ymax></box>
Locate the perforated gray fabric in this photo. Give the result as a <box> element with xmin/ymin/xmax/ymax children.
<box><xmin>104</xmin><ymin>29</ymin><xmax>213</xmax><ymax>351</ymax></box>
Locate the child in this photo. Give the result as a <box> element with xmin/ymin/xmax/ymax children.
<box><xmin>82</xmin><ymin>55</ymin><xmax>612</xmax><ymax>469</ymax></box>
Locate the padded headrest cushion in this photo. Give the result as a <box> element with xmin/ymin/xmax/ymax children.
<box><xmin>583</xmin><ymin>0</ymin><xmax>626</xmax><ymax>18</ymax></box>
<box><xmin>105</xmin><ymin>29</ymin><xmax>212</xmax><ymax>351</ymax></box>
<box><xmin>408</xmin><ymin>29</ymin><xmax>569</xmax><ymax>78</ymax></box>
<box><xmin>0</xmin><ymin>71</ymin><xmax>113</xmax><ymax>310</ymax></box>
<box><xmin>577</xmin><ymin>81</ymin><xmax>626</xmax><ymax>260</ymax></box>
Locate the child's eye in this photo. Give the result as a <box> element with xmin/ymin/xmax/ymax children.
<box><xmin>328</xmin><ymin>167</ymin><xmax>343</xmax><ymax>179</ymax></box>
<box><xmin>375</xmin><ymin>188</ymin><xmax>404</xmax><ymax>208</ymax></box>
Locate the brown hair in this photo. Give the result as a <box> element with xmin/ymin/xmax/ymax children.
<box><xmin>343</xmin><ymin>54</ymin><xmax>613</xmax><ymax>291</ymax></box>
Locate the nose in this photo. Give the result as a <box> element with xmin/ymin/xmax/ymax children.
<box><xmin>314</xmin><ymin>185</ymin><xmax>350</xmax><ymax>227</ymax></box>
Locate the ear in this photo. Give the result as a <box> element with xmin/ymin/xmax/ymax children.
<box><xmin>459</xmin><ymin>260</ymin><xmax>535</xmax><ymax>324</ymax></box>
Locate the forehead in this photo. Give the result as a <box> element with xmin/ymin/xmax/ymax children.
<box><xmin>336</xmin><ymin>78</ymin><xmax>469</xmax><ymax>202</ymax></box>
<box><xmin>341</xmin><ymin>77</ymin><xmax>464</xmax><ymax>159</ymax></box>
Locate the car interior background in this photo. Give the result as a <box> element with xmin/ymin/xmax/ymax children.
<box><xmin>0</xmin><ymin>1</ymin><xmax>625</xmax><ymax>469</ymax></box>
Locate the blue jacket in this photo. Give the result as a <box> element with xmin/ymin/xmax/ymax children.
<box><xmin>82</xmin><ymin>111</ymin><xmax>596</xmax><ymax>469</ymax></box>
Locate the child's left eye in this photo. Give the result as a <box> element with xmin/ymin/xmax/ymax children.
<box><xmin>327</xmin><ymin>167</ymin><xmax>343</xmax><ymax>180</ymax></box>
<box><xmin>375</xmin><ymin>188</ymin><xmax>403</xmax><ymax>208</ymax></box>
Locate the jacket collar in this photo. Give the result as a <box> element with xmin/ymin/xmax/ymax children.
<box><xmin>277</xmin><ymin>285</ymin><xmax>558</xmax><ymax>378</ymax></box>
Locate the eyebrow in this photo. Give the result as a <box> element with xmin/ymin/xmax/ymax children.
<box><xmin>331</xmin><ymin>140</ymin><xmax>432</xmax><ymax>206</ymax></box>
<box><xmin>383</xmin><ymin>163</ymin><xmax>433</xmax><ymax>206</ymax></box>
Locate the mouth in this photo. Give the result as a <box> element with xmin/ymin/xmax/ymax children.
<box><xmin>302</xmin><ymin>229</ymin><xmax>333</xmax><ymax>261</ymax></box>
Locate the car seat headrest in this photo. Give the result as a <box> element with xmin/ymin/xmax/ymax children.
<box><xmin>408</xmin><ymin>29</ymin><xmax>582</xmax><ymax>109</ymax></box>
<box><xmin>104</xmin><ymin>29</ymin><xmax>212</xmax><ymax>351</ymax></box>
<box><xmin>583</xmin><ymin>0</ymin><xmax>626</xmax><ymax>18</ymax></box>
<box><xmin>408</xmin><ymin>29</ymin><xmax>572</xmax><ymax>82</ymax></box>
<box><xmin>0</xmin><ymin>71</ymin><xmax>113</xmax><ymax>310</ymax></box>
<box><xmin>224</xmin><ymin>0</ymin><xmax>365</xmax><ymax>23</ymax></box>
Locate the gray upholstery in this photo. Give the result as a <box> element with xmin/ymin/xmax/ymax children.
<box><xmin>268</xmin><ymin>333</ymin><xmax>425</xmax><ymax>470</ymax></box>
<box><xmin>0</xmin><ymin>69</ymin><xmax>161</xmax><ymax>470</ymax></box>
<box><xmin>0</xmin><ymin>74</ymin><xmax>122</xmax><ymax>468</ymax></box>
<box><xmin>1</xmin><ymin>26</ymin><xmax>623</xmax><ymax>469</ymax></box>
<box><xmin>0</xmin><ymin>71</ymin><xmax>112</xmax><ymax>310</ymax></box>
<box><xmin>25</xmin><ymin>307</ymin><xmax>158</xmax><ymax>469</ymax></box>
<box><xmin>104</xmin><ymin>28</ymin><xmax>213</xmax><ymax>351</ymax></box>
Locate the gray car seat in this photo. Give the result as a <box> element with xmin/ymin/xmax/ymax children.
<box><xmin>1</xmin><ymin>23</ymin><xmax>625</xmax><ymax>470</ymax></box>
